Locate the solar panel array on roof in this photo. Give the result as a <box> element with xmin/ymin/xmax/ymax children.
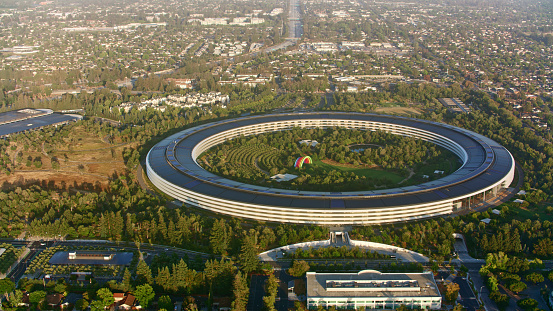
<box><xmin>147</xmin><ymin>112</ymin><xmax>513</xmax><ymax>210</ymax></box>
<box><xmin>0</xmin><ymin>113</ymin><xmax>81</xmax><ymax>137</ymax></box>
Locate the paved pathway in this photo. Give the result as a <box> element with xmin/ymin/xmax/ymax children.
<box><xmin>136</xmin><ymin>162</ymin><xmax>155</xmax><ymax>195</ymax></box>
<box><xmin>452</xmin><ymin>234</ymin><xmax>485</xmax><ymax>264</ymax></box>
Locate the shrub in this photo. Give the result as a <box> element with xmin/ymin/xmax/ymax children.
<box><xmin>517</xmin><ymin>298</ymin><xmax>538</xmax><ymax>310</ymax></box>
<box><xmin>508</xmin><ymin>281</ymin><xmax>527</xmax><ymax>293</ymax></box>
<box><xmin>525</xmin><ymin>272</ymin><xmax>544</xmax><ymax>284</ymax></box>
<box><xmin>288</xmin><ymin>260</ymin><xmax>310</xmax><ymax>278</ymax></box>
<box><xmin>489</xmin><ymin>291</ymin><xmax>509</xmax><ymax>310</ymax></box>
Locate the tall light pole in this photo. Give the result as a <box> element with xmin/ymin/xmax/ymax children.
<box><xmin>478</xmin><ymin>285</ymin><xmax>486</xmax><ymax>301</ymax></box>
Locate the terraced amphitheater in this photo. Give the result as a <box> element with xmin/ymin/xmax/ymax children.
<box><xmin>207</xmin><ymin>143</ymin><xmax>284</xmax><ymax>179</ymax></box>
<box><xmin>146</xmin><ymin>112</ymin><xmax>515</xmax><ymax>225</ymax></box>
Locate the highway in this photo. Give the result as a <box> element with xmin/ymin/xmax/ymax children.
<box><xmin>263</xmin><ymin>0</ymin><xmax>302</xmax><ymax>53</ymax></box>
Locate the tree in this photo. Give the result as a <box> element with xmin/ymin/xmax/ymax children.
<box><xmin>54</xmin><ymin>282</ymin><xmax>67</xmax><ymax>294</ymax></box>
<box><xmin>96</xmin><ymin>288</ymin><xmax>114</xmax><ymax>309</ymax></box>
<box><xmin>8</xmin><ymin>290</ymin><xmax>23</xmax><ymax>308</ymax></box>
<box><xmin>288</xmin><ymin>260</ymin><xmax>310</xmax><ymax>277</ymax></box>
<box><xmin>452</xmin><ymin>303</ymin><xmax>465</xmax><ymax>311</ymax></box>
<box><xmin>489</xmin><ymin>291</ymin><xmax>509</xmax><ymax>309</ymax></box>
<box><xmin>204</xmin><ymin>258</ymin><xmax>236</xmax><ymax>296</ymax></box>
<box><xmin>262</xmin><ymin>274</ymin><xmax>278</xmax><ymax>311</ymax></box>
<box><xmin>90</xmin><ymin>300</ymin><xmax>105</xmax><ymax>311</ymax></box>
<box><xmin>508</xmin><ymin>281</ymin><xmax>527</xmax><ymax>293</ymax></box>
<box><xmin>533</xmin><ymin>238</ymin><xmax>553</xmax><ymax>257</ymax></box>
<box><xmin>136</xmin><ymin>260</ymin><xmax>153</xmax><ymax>285</ymax></box>
<box><xmin>525</xmin><ymin>272</ymin><xmax>544</xmax><ymax>284</ymax></box>
<box><xmin>172</xmin><ymin>259</ymin><xmax>198</xmax><ymax>294</ymax></box>
<box><xmin>239</xmin><ymin>237</ymin><xmax>259</xmax><ymax>274</ymax></box>
<box><xmin>548</xmin><ymin>270</ymin><xmax>553</xmax><ymax>282</ymax></box>
<box><xmin>486</xmin><ymin>275</ymin><xmax>498</xmax><ymax>292</ymax></box>
<box><xmin>183</xmin><ymin>296</ymin><xmax>198</xmax><ymax>311</ymax></box>
<box><xmin>75</xmin><ymin>299</ymin><xmax>89</xmax><ymax>311</ymax></box>
<box><xmin>210</xmin><ymin>218</ymin><xmax>230</xmax><ymax>255</ymax></box>
<box><xmin>292</xmin><ymin>301</ymin><xmax>307</xmax><ymax>311</ymax></box>
<box><xmin>158</xmin><ymin>295</ymin><xmax>173</xmax><ymax>310</ymax></box>
<box><xmin>134</xmin><ymin>284</ymin><xmax>155</xmax><ymax>308</ymax></box>
<box><xmin>517</xmin><ymin>298</ymin><xmax>538</xmax><ymax>310</ymax></box>
<box><xmin>231</xmin><ymin>271</ymin><xmax>249</xmax><ymax>311</ymax></box>
<box><xmin>155</xmin><ymin>266</ymin><xmax>172</xmax><ymax>291</ymax></box>
<box><xmin>122</xmin><ymin>268</ymin><xmax>132</xmax><ymax>291</ymax></box>
<box><xmin>445</xmin><ymin>282</ymin><xmax>460</xmax><ymax>302</ymax></box>
<box><xmin>29</xmin><ymin>290</ymin><xmax>46</xmax><ymax>306</ymax></box>
<box><xmin>0</xmin><ymin>279</ymin><xmax>15</xmax><ymax>299</ymax></box>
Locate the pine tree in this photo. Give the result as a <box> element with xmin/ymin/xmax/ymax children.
<box><xmin>122</xmin><ymin>268</ymin><xmax>132</xmax><ymax>292</ymax></box>
<box><xmin>239</xmin><ymin>237</ymin><xmax>259</xmax><ymax>274</ymax></box>
<box><xmin>210</xmin><ymin>219</ymin><xmax>229</xmax><ymax>255</ymax></box>
<box><xmin>262</xmin><ymin>274</ymin><xmax>278</xmax><ymax>311</ymax></box>
<box><xmin>177</xmin><ymin>216</ymin><xmax>191</xmax><ymax>244</ymax></box>
<box><xmin>125</xmin><ymin>213</ymin><xmax>134</xmax><ymax>239</ymax></box>
<box><xmin>113</xmin><ymin>211</ymin><xmax>124</xmax><ymax>240</ymax></box>
<box><xmin>204</xmin><ymin>258</ymin><xmax>236</xmax><ymax>296</ymax></box>
<box><xmin>99</xmin><ymin>213</ymin><xmax>108</xmax><ymax>238</ymax></box>
<box><xmin>158</xmin><ymin>212</ymin><xmax>168</xmax><ymax>240</ymax></box>
<box><xmin>172</xmin><ymin>259</ymin><xmax>196</xmax><ymax>294</ymax></box>
<box><xmin>231</xmin><ymin>271</ymin><xmax>249</xmax><ymax>311</ymax></box>
<box><xmin>136</xmin><ymin>260</ymin><xmax>153</xmax><ymax>285</ymax></box>
<box><xmin>155</xmin><ymin>267</ymin><xmax>171</xmax><ymax>292</ymax></box>
<box><xmin>168</xmin><ymin>220</ymin><xmax>181</xmax><ymax>246</ymax></box>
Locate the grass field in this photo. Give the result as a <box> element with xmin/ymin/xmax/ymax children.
<box><xmin>508</xmin><ymin>203</ymin><xmax>553</xmax><ymax>222</ymax></box>
<box><xmin>312</xmin><ymin>160</ymin><xmax>405</xmax><ymax>184</ymax></box>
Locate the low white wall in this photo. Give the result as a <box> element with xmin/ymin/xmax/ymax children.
<box><xmin>258</xmin><ymin>239</ymin><xmax>331</xmax><ymax>257</ymax></box>
<box><xmin>259</xmin><ymin>233</ymin><xmax>428</xmax><ymax>263</ymax></box>
<box><xmin>349</xmin><ymin>239</ymin><xmax>421</xmax><ymax>257</ymax></box>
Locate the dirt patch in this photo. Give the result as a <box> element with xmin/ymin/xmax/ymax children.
<box><xmin>87</xmin><ymin>163</ymin><xmax>100</xmax><ymax>173</ymax></box>
<box><xmin>2</xmin><ymin>126</ymin><xmax>135</xmax><ymax>191</ymax></box>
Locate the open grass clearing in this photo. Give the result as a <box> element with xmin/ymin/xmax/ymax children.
<box><xmin>508</xmin><ymin>203</ymin><xmax>553</xmax><ymax>222</ymax></box>
<box><xmin>312</xmin><ymin>160</ymin><xmax>405</xmax><ymax>184</ymax></box>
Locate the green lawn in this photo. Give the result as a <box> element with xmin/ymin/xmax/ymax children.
<box><xmin>311</xmin><ymin>160</ymin><xmax>405</xmax><ymax>184</ymax></box>
<box><xmin>508</xmin><ymin>203</ymin><xmax>553</xmax><ymax>222</ymax></box>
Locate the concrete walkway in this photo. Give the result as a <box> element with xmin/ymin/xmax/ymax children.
<box><xmin>452</xmin><ymin>233</ymin><xmax>485</xmax><ymax>264</ymax></box>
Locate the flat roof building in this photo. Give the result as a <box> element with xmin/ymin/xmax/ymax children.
<box><xmin>438</xmin><ymin>98</ymin><xmax>471</xmax><ymax>114</ymax></box>
<box><xmin>49</xmin><ymin>251</ymin><xmax>133</xmax><ymax>266</ymax></box>
<box><xmin>306</xmin><ymin>270</ymin><xmax>441</xmax><ymax>310</ymax></box>
<box><xmin>147</xmin><ymin>112</ymin><xmax>514</xmax><ymax>225</ymax></box>
<box><xmin>0</xmin><ymin>112</ymin><xmax>82</xmax><ymax>138</ymax></box>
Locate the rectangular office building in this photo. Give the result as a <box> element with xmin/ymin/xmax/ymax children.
<box><xmin>306</xmin><ymin>270</ymin><xmax>441</xmax><ymax>310</ymax></box>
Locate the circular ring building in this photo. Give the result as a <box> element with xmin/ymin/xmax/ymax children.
<box><xmin>146</xmin><ymin>112</ymin><xmax>515</xmax><ymax>225</ymax></box>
